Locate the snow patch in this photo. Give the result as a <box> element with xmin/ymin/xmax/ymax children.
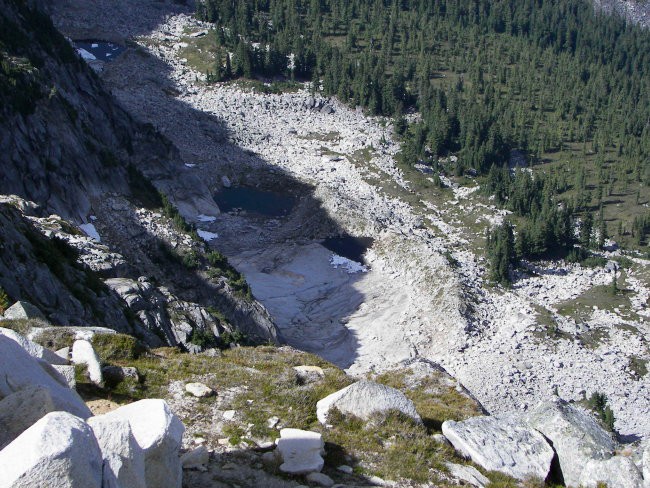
<box><xmin>76</xmin><ymin>48</ymin><xmax>96</xmax><ymax>61</ymax></box>
<box><xmin>330</xmin><ymin>254</ymin><xmax>367</xmax><ymax>274</ymax></box>
<box><xmin>197</xmin><ymin>214</ymin><xmax>216</xmax><ymax>223</ymax></box>
<box><xmin>79</xmin><ymin>223</ymin><xmax>101</xmax><ymax>242</ymax></box>
<box><xmin>184</xmin><ymin>163</ymin><xmax>197</xmax><ymax>168</ymax></box>
<box><xmin>197</xmin><ymin>229</ymin><xmax>219</xmax><ymax>241</ymax></box>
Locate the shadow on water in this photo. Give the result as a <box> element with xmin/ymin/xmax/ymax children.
<box><xmin>47</xmin><ymin>0</ymin><xmax>367</xmax><ymax>367</ymax></box>
<box><xmin>321</xmin><ymin>236</ymin><xmax>374</xmax><ymax>265</ymax></box>
<box><xmin>214</xmin><ymin>187</ymin><xmax>296</xmax><ymax>217</ymax></box>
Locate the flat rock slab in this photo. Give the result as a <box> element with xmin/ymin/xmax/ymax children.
<box><xmin>316</xmin><ymin>380</ymin><xmax>421</xmax><ymax>424</ymax></box>
<box><xmin>445</xmin><ymin>462</ymin><xmax>490</xmax><ymax>488</ymax></box>
<box><xmin>442</xmin><ymin>415</ymin><xmax>554</xmax><ymax>481</ymax></box>
<box><xmin>276</xmin><ymin>428</ymin><xmax>324</xmax><ymax>475</ymax></box>
<box><xmin>579</xmin><ymin>456</ymin><xmax>643</xmax><ymax>488</ymax></box>
<box><xmin>525</xmin><ymin>399</ymin><xmax>615</xmax><ymax>487</ymax></box>
<box><xmin>0</xmin><ymin>411</ymin><xmax>102</xmax><ymax>488</ymax></box>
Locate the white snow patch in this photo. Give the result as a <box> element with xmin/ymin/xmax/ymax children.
<box><xmin>91</xmin><ymin>43</ymin><xmax>98</xmax><ymax>48</ymax></box>
<box><xmin>89</xmin><ymin>215</ymin><xmax>97</xmax><ymax>221</ymax></box>
<box><xmin>197</xmin><ymin>214</ymin><xmax>217</xmax><ymax>223</ymax></box>
<box><xmin>197</xmin><ymin>229</ymin><xmax>219</xmax><ymax>241</ymax></box>
<box><xmin>76</xmin><ymin>48</ymin><xmax>96</xmax><ymax>61</ymax></box>
<box><xmin>185</xmin><ymin>163</ymin><xmax>197</xmax><ymax>168</ymax></box>
<box><xmin>79</xmin><ymin>223</ymin><xmax>101</xmax><ymax>242</ymax></box>
<box><xmin>330</xmin><ymin>254</ymin><xmax>367</xmax><ymax>274</ymax></box>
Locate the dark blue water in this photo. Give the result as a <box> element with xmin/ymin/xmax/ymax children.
<box><xmin>214</xmin><ymin>187</ymin><xmax>296</xmax><ymax>217</ymax></box>
<box><xmin>74</xmin><ymin>41</ymin><xmax>125</xmax><ymax>61</ymax></box>
<box><xmin>322</xmin><ymin>236</ymin><xmax>374</xmax><ymax>264</ymax></box>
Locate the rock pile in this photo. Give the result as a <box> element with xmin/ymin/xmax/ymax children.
<box><xmin>0</xmin><ymin>330</ymin><xmax>185</xmax><ymax>488</ymax></box>
<box><xmin>442</xmin><ymin>399</ymin><xmax>647</xmax><ymax>487</ymax></box>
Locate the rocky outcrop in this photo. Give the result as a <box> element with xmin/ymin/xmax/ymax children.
<box><xmin>0</xmin><ymin>411</ymin><xmax>103</xmax><ymax>488</ymax></box>
<box><xmin>0</xmin><ymin>0</ymin><xmax>276</xmax><ymax>349</ymax></box>
<box><xmin>316</xmin><ymin>381</ymin><xmax>421</xmax><ymax>425</ymax></box>
<box><xmin>442</xmin><ymin>415</ymin><xmax>555</xmax><ymax>481</ymax></box>
<box><xmin>0</xmin><ymin>205</ymin><xmax>134</xmax><ymax>330</ymax></box>
<box><xmin>525</xmin><ymin>399</ymin><xmax>615</xmax><ymax>487</ymax></box>
<box><xmin>0</xmin><ymin>335</ymin><xmax>91</xmax><ymax>419</ymax></box>
<box><xmin>276</xmin><ymin>428</ymin><xmax>325</xmax><ymax>475</ymax></box>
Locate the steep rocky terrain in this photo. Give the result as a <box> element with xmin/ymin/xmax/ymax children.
<box><xmin>0</xmin><ymin>0</ymin><xmax>278</xmax><ymax>347</ymax></box>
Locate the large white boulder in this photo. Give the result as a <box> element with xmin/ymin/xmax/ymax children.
<box><xmin>0</xmin><ymin>386</ymin><xmax>59</xmax><ymax>450</ymax></box>
<box><xmin>0</xmin><ymin>328</ymin><xmax>68</xmax><ymax>365</ymax></box>
<box><xmin>72</xmin><ymin>339</ymin><xmax>103</xmax><ymax>386</ymax></box>
<box><xmin>101</xmin><ymin>399</ymin><xmax>185</xmax><ymax>488</ymax></box>
<box><xmin>578</xmin><ymin>456</ymin><xmax>643</xmax><ymax>488</ymax></box>
<box><xmin>442</xmin><ymin>415</ymin><xmax>554</xmax><ymax>481</ymax></box>
<box><xmin>316</xmin><ymin>381</ymin><xmax>421</xmax><ymax>424</ymax></box>
<box><xmin>88</xmin><ymin>414</ymin><xmax>146</xmax><ymax>488</ymax></box>
<box><xmin>276</xmin><ymin>428</ymin><xmax>325</xmax><ymax>474</ymax></box>
<box><xmin>525</xmin><ymin>399</ymin><xmax>615</xmax><ymax>487</ymax></box>
<box><xmin>0</xmin><ymin>411</ymin><xmax>103</xmax><ymax>488</ymax></box>
<box><xmin>1</xmin><ymin>301</ymin><xmax>46</xmax><ymax>321</ymax></box>
<box><xmin>0</xmin><ymin>335</ymin><xmax>91</xmax><ymax>419</ymax></box>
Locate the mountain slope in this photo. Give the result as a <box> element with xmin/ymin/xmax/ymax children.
<box><xmin>0</xmin><ymin>0</ymin><xmax>278</xmax><ymax>347</ymax></box>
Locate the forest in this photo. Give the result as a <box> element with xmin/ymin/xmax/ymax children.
<box><xmin>195</xmin><ymin>0</ymin><xmax>650</xmax><ymax>283</ymax></box>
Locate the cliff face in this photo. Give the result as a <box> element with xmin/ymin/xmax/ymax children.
<box><xmin>2</xmin><ymin>0</ymin><xmax>150</xmax><ymax>220</ymax></box>
<box><xmin>0</xmin><ymin>0</ymin><xmax>278</xmax><ymax>346</ymax></box>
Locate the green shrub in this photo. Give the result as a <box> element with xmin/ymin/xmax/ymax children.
<box><xmin>0</xmin><ymin>287</ymin><xmax>9</xmax><ymax>314</ymax></box>
<box><xmin>189</xmin><ymin>327</ymin><xmax>217</xmax><ymax>348</ymax></box>
<box><xmin>0</xmin><ymin>318</ymin><xmax>49</xmax><ymax>335</ymax></box>
<box><xmin>587</xmin><ymin>392</ymin><xmax>616</xmax><ymax>432</ymax></box>
<box><xmin>33</xmin><ymin>328</ymin><xmax>76</xmax><ymax>350</ymax></box>
<box><xmin>182</xmin><ymin>250</ymin><xmax>200</xmax><ymax>269</ymax></box>
<box><xmin>91</xmin><ymin>333</ymin><xmax>144</xmax><ymax>362</ymax></box>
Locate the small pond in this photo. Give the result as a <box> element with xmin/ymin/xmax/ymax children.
<box><xmin>73</xmin><ymin>40</ymin><xmax>125</xmax><ymax>62</ymax></box>
<box><xmin>321</xmin><ymin>236</ymin><xmax>374</xmax><ymax>264</ymax></box>
<box><xmin>213</xmin><ymin>187</ymin><xmax>296</xmax><ymax>217</ymax></box>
